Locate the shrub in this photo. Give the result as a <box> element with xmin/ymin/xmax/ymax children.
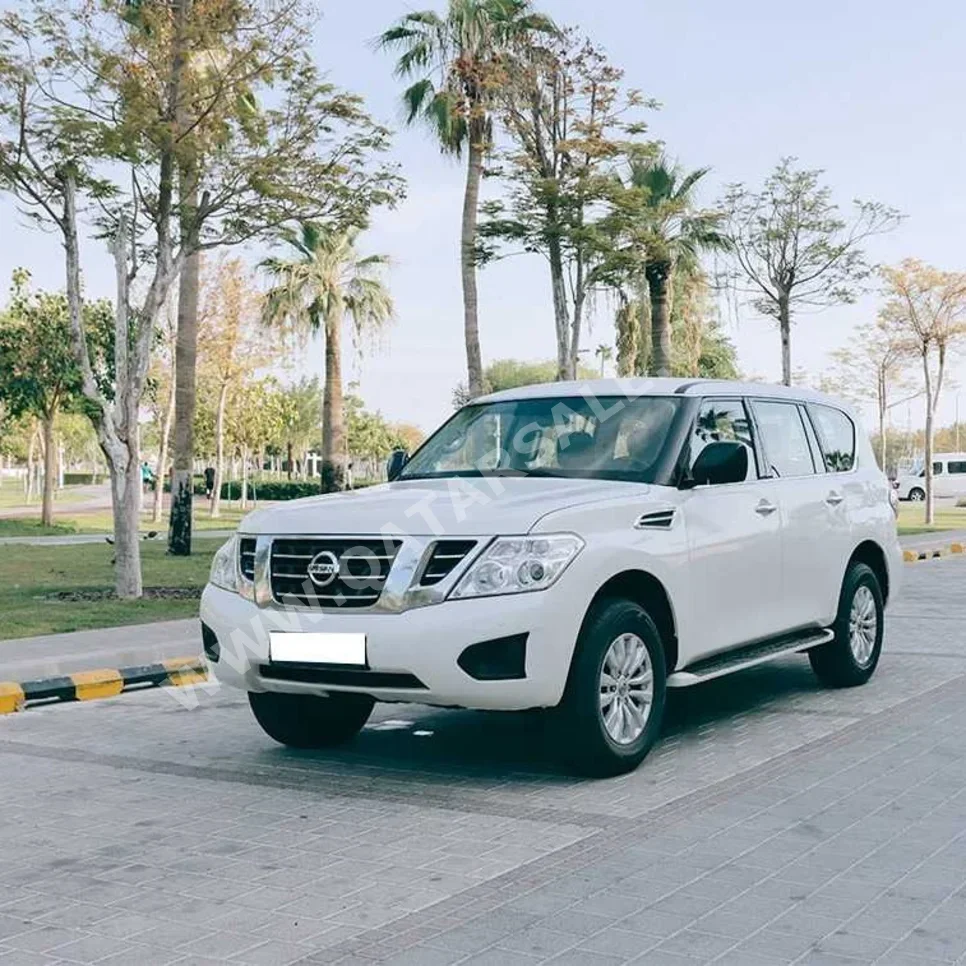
<box><xmin>63</xmin><ymin>472</ymin><xmax>97</xmax><ymax>485</ymax></box>
<box><xmin>220</xmin><ymin>480</ymin><xmax>321</xmax><ymax>501</ymax></box>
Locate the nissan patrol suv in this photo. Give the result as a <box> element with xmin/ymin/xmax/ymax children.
<box><xmin>201</xmin><ymin>379</ymin><xmax>902</xmax><ymax>776</ymax></box>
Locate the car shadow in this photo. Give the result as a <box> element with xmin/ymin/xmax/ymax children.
<box><xmin>269</xmin><ymin>656</ymin><xmax>825</xmax><ymax>782</ymax></box>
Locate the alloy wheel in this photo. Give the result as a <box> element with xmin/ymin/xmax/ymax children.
<box><xmin>599</xmin><ymin>632</ymin><xmax>654</xmax><ymax>745</ymax></box>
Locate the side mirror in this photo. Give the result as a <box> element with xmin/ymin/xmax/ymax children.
<box><xmin>688</xmin><ymin>441</ymin><xmax>748</xmax><ymax>487</ymax></box>
<box><xmin>386</xmin><ymin>449</ymin><xmax>409</xmax><ymax>482</ymax></box>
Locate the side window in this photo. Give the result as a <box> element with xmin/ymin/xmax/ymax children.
<box><xmin>751</xmin><ymin>400</ymin><xmax>816</xmax><ymax>478</ymax></box>
<box><xmin>948</xmin><ymin>461</ymin><xmax>966</xmax><ymax>474</ymax></box>
<box><xmin>933</xmin><ymin>461</ymin><xmax>945</xmax><ymax>475</ymax></box>
<box><xmin>810</xmin><ymin>405</ymin><xmax>856</xmax><ymax>473</ymax></box>
<box><xmin>690</xmin><ymin>398</ymin><xmax>757</xmax><ymax>482</ymax></box>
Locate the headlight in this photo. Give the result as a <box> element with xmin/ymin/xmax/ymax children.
<box><xmin>450</xmin><ymin>534</ymin><xmax>584</xmax><ymax>600</ymax></box>
<box><xmin>209</xmin><ymin>536</ymin><xmax>239</xmax><ymax>593</ymax></box>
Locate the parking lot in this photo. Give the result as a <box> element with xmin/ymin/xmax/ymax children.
<box><xmin>3</xmin><ymin>557</ymin><xmax>966</xmax><ymax>966</ymax></box>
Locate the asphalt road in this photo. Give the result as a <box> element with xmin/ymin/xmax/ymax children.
<box><xmin>2</xmin><ymin>557</ymin><xmax>966</xmax><ymax>965</ymax></box>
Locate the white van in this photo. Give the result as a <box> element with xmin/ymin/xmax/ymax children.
<box><xmin>202</xmin><ymin>379</ymin><xmax>902</xmax><ymax>776</ymax></box>
<box><xmin>895</xmin><ymin>453</ymin><xmax>966</xmax><ymax>501</ymax></box>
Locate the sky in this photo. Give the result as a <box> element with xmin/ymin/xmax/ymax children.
<box><xmin>2</xmin><ymin>0</ymin><xmax>965</xmax><ymax>434</ymax></box>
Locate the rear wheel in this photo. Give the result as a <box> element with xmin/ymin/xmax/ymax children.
<box><xmin>908</xmin><ymin>487</ymin><xmax>925</xmax><ymax>502</ymax></box>
<box><xmin>809</xmin><ymin>562</ymin><xmax>884</xmax><ymax>688</ymax></box>
<box><xmin>248</xmin><ymin>690</ymin><xmax>374</xmax><ymax>748</ymax></box>
<box><xmin>560</xmin><ymin>598</ymin><xmax>667</xmax><ymax>777</ymax></box>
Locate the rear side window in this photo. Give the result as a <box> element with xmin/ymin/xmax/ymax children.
<box><xmin>949</xmin><ymin>461</ymin><xmax>966</xmax><ymax>474</ymax></box>
<box><xmin>751</xmin><ymin>400</ymin><xmax>816</xmax><ymax>478</ymax></box>
<box><xmin>810</xmin><ymin>405</ymin><xmax>856</xmax><ymax>472</ymax></box>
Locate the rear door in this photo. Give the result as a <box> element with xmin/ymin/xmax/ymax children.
<box><xmin>749</xmin><ymin>398</ymin><xmax>839</xmax><ymax>631</ymax></box>
<box><xmin>680</xmin><ymin>397</ymin><xmax>784</xmax><ymax>660</ymax></box>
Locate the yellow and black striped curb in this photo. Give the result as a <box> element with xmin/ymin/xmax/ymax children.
<box><xmin>0</xmin><ymin>656</ymin><xmax>208</xmax><ymax>715</ymax></box>
<box><xmin>903</xmin><ymin>542</ymin><xmax>965</xmax><ymax>564</ymax></box>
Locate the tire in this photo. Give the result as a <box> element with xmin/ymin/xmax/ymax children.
<box><xmin>809</xmin><ymin>562</ymin><xmax>884</xmax><ymax>688</ymax></box>
<box><xmin>908</xmin><ymin>487</ymin><xmax>925</xmax><ymax>502</ymax></box>
<box><xmin>248</xmin><ymin>690</ymin><xmax>374</xmax><ymax>749</ymax></box>
<box><xmin>559</xmin><ymin>598</ymin><xmax>667</xmax><ymax>778</ymax></box>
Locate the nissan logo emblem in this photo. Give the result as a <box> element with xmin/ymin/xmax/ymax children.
<box><xmin>306</xmin><ymin>550</ymin><xmax>340</xmax><ymax>587</ymax></box>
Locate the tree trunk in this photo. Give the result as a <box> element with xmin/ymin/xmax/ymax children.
<box><xmin>241</xmin><ymin>448</ymin><xmax>250</xmax><ymax>510</ymax></box>
<box><xmin>321</xmin><ymin>303</ymin><xmax>346</xmax><ymax>493</ymax></box>
<box><xmin>461</xmin><ymin>136</ymin><xmax>485</xmax><ymax>398</ymax></box>
<box><xmin>779</xmin><ymin>291</ymin><xmax>792</xmax><ymax>386</ymax></box>
<box><xmin>167</xmin><ymin>161</ymin><xmax>200</xmax><ymax>556</ymax></box>
<box><xmin>152</xmin><ymin>372</ymin><xmax>176</xmax><ymax>523</ymax></box>
<box><xmin>210</xmin><ymin>380</ymin><xmax>229</xmax><ymax>519</ymax></box>
<box><xmin>877</xmin><ymin>370</ymin><xmax>887</xmax><ymax>472</ymax></box>
<box><xmin>548</xmin><ymin>234</ymin><xmax>570</xmax><ymax>381</ymax></box>
<box><xmin>922</xmin><ymin>348</ymin><xmax>934</xmax><ymax>526</ymax></box>
<box><xmin>109</xmin><ymin>451</ymin><xmax>143</xmax><ymax>599</ymax></box>
<box><xmin>647</xmin><ymin>263</ymin><xmax>672</xmax><ymax>377</ymax></box>
<box><xmin>287</xmin><ymin>440</ymin><xmax>293</xmax><ymax>481</ymax></box>
<box><xmin>41</xmin><ymin>412</ymin><xmax>56</xmax><ymax>527</ymax></box>
<box><xmin>614</xmin><ymin>300</ymin><xmax>638</xmax><ymax>377</ymax></box>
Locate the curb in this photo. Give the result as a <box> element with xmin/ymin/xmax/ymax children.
<box><xmin>0</xmin><ymin>656</ymin><xmax>208</xmax><ymax>715</ymax></box>
<box><xmin>903</xmin><ymin>541</ymin><xmax>965</xmax><ymax>564</ymax></box>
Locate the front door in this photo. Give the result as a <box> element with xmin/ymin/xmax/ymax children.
<box><xmin>680</xmin><ymin>397</ymin><xmax>784</xmax><ymax>664</ymax></box>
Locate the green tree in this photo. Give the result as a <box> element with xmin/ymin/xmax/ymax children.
<box><xmin>379</xmin><ymin>0</ymin><xmax>556</xmax><ymax>397</ymax></box>
<box><xmin>0</xmin><ymin>270</ymin><xmax>112</xmax><ymax>526</ymax></box>
<box><xmin>722</xmin><ymin>157</ymin><xmax>901</xmax><ymax>386</ymax></box>
<box><xmin>481</xmin><ymin>29</ymin><xmax>653</xmax><ymax>379</ymax></box>
<box><xmin>610</xmin><ymin>157</ymin><xmax>729</xmax><ymax>377</ymax></box>
<box><xmin>879</xmin><ymin>260</ymin><xmax>966</xmax><ymax>524</ymax></box>
<box><xmin>0</xmin><ymin>0</ymin><xmax>401</xmax><ymax>593</ymax></box>
<box><xmin>262</xmin><ymin>224</ymin><xmax>393</xmax><ymax>492</ymax></box>
<box><xmin>824</xmin><ymin>318</ymin><xmax>918</xmax><ymax>470</ymax></box>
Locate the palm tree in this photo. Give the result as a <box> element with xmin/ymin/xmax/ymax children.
<box><xmin>378</xmin><ymin>0</ymin><xmax>556</xmax><ymax>399</ymax></box>
<box><xmin>595</xmin><ymin>344</ymin><xmax>613</xmax><ymax>377</ymax></box>
<box><xmin>621</xmin><ymin>158</ymin><xmax>729</xmax><ymax>377</ymax></box>
<box><xmin>261</xmin><ymin>224</ymin><xmax>393</xmax><ymax>492</ymax></box>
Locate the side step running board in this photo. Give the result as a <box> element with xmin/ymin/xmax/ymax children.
<box><xmin>666</xmin><ymin>628</ymin><xmax>834</xmax><ymax>688</ymax></box>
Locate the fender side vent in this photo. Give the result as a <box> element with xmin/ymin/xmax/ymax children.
<box><xmin>635</xmin><ymin>509</ymin><xmax>676</xmax><ymax>530</ymax></box>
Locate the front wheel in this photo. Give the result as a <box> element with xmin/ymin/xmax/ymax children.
<box><xmin>908</xmin><ymin>487</ymin><xmax>925</xmax><ymax>502</ymax></box>
<box><xmin>809</xmin><ymin>562</ymin><xmax>884</xmax><ymax>688</ymax></box>
<box><xmin>249</xmin><ymin>690</ymin><xmax>374</xmax><ymax>749</ymax></box>
<box><xmin>559</xmin><ymin>598</ymin><xmax>667</xmax><ymax>777</ymax></box>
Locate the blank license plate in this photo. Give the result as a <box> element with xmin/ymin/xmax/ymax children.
<box><xmin>269</xmin><ymin>632</ymin><xmax>367</xmax><ymax>666</ymax></box>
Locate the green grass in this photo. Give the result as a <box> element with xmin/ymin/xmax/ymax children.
<box><xmin>0</xmin><ymin>485</ymin><xmax>92</xmax><ymax>509</ymax></box>
<box><xmin>897</xmin><ymin>503</ymin><xmax>966</xmax><ymax>536</ymax></box>
<box><xmin>0</xmin><ymin>541</ymin><xmax>216</xmax><ymax>640</ymax></box>
<box><xmin>0</xmin><ymin>506</ymin><xmax>248</xmax><ymax>538</ymax></box>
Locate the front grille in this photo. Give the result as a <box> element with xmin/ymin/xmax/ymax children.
<box><xmin>420</xmin><ymin>540</ymin><xmax>477</xmax><ymax>586</ymax></box>
<box><xmin>270</xmin><ymin>537</ymin><xmax>402</xmax><ymax>608</ymax></box>
<box><xmin>239</xmin><ymin>538</ymin><xmax>256</xmax><ymax>581</ymax></box>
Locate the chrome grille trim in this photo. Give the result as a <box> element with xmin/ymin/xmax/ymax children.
<box><xmin>270</xmin><ymin>537</ymin><xmax>403</xmax><ymax>609</ymax></box>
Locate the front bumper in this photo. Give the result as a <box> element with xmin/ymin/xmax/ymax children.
<box><xmin>200</xmin><ymin>581</ymin><xmax>586</xmax><ymax>711</ymax></box>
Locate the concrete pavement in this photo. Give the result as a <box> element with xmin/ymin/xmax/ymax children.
<box><xmin>0</xmin><ymin>558</ymin><xmax>966</xmax><ymax>964</ymax></box>
<box><xmin>0</xmin><ymin>620</ymin><xmax>198</xmax><ymax>682</ymax></box>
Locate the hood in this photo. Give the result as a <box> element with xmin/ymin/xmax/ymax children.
<box><xmin>239</xmin><ymin>476</ymin><xmax>648</xmax><ymax>537</ymax></box>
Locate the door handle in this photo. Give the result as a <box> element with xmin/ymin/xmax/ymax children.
<box><xmin>826</xmin><ymin>492</ymin><xmax>844</xmax><ymax>506</ymax></box>
<box><xmin>755</xmin><ymin>500</ymin><xmax>778</xmax><ymax>516</ymax></box>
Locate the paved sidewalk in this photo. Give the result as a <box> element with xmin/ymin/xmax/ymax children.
<box><xmin>899</xmin><ymin>528</ymin><xmax>966</xmax><ymax>552</ymax></box>
<box><xmin>0</xmin><ymin>619</ymin><xmax>198</xmax><ymax>681</ymax></box>
<box><xmin>0</xmin><ymin>558</ymin><xmax>965</xmax><ymax>964</ymax></box>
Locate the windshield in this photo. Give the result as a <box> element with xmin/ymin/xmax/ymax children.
<box><xmin>399</xmin><ymin>395</ymin><xmax>681</xmax><ymax>483</ymax></box>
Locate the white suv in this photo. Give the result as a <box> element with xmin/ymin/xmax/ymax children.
<box><xmin>201</xmin><ymin>378</ymin><xmax>902</xmax><ymax>776</ymax></box>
